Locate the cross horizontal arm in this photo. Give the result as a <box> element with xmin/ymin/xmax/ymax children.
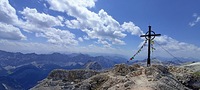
<box><xmin>140</xmin><ymin>34</ymin><xmax>161</xmax><ymax>37</ymax></box>
<box><xmin>140</xmin><ymin>35</ymin><xmax>148</xmax><ymax>37</ymax></box>
<box><xmin>151</xmin><ymin>34</ymin><xmax>161</xmax><ymax>36</ymax></box>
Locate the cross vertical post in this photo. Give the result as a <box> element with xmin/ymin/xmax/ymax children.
<box><xmin>147</xmin><ymin>26</ymin><xmax>151</xmax><ymax>67</ymax></box>
<box><xmin>140</xmin><ymin>26</ymin><xmax>161</xmax><ymax>67</ymax></box>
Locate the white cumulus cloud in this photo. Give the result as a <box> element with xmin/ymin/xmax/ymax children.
<box><xmin>20</xmin><ymin>7</ymin><xmax>63</xmax><ymax>29</ymax></box>
<box><xmin>36</xmin><ymin>28</ymin><xmax>78</xmax><ymax>45</ymax></box>
<box><xmin>83</xmin><ymin>35</ymin><xmax>90</xmax><ymax>40</ymax></box>
<box><xmin>47</xmin><ymin>0</ymin><xmax>142</xmax><ymax>46</ymax></box>
<box><xmin>0</xmin><ymin>0</ymin><xmax>19</xmax><ymax>24</ymax></box>
<box><xmin>18</xmin><ymin>7</ymin><xmax>78</xmax><ymax>46</ymax></box>
<box><xmin>78</xmin><ymin>37</ymin><xmax>83</xmax><ymax>42</ymax></box>
<box><xmin>121</xmin><ymin>22</ymin><xmax>143</xmax><ymax>35</ymax></box>
<box><xmin>97</xmin><ymin>39</ymin><xmax>111</xmax><ymax>47</ymax></box>
<box><xmin>0</xmin><ymin>22</ymin><xmax>26</xmax><ymax>40</ymax></box>
<box><xmin>0</xmin><ymin>0</ymin><xmax>26</xmax><ymax>41</ymax></box>
<box><xmin>153</xmin><ymin>35</ymin><xmax>200</xmax><ymax>58</ymax></box>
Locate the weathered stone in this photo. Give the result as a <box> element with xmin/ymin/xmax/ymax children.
<box><xmin>47</xmin><ymin>69</ymin><xmax>99</xmax><ymax>82</ymax></box>
<box><xmin>191</xmin><ymin>82</ymin><xmax>200</xmax><ymax>89</ymax></box>
<box><xmin>89</xmin><ymin>74</ymin><xmax>109</xmax><ymax>89</ymax></box>
<box><xmin>129</xmin><ymin>64</ymin><xmax>140</xmax><ymax>71</ymax></box>
<box><xmin>112</xmin><ymin>63</ymin><xmax>130</xmax><ymax>76</ymax></box>
<box><xmin>31</xmin><ymin>64</ymin><xmax>200</xmax><ymax>90</ymax></box>
<box><xmin>124</xmin><ymin>81</ymin><xmax>134</xmax><ymax>87</ymax></box>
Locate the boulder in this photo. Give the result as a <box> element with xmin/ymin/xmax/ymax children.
<box><xmin>112</xmin><ymin>63</ymin><xmax>130</xmax><ymax>76</ymax></box>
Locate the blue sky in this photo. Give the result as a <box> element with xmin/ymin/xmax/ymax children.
<box><xmin>0</xmin><ymin>0</ymin><xmax>200</xmax><ymax>59</ymax></box>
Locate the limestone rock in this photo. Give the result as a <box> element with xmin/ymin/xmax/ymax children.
<box><xmin>31</xmin><ymin>64</ymin><xmax>200</xmax><ymax>90</ymax></box>
<box><xmin>112</xmin><ymin>63</ymin><xmax>130</xmax><ymax>76</ymax></box>
<box><xmin>48</xmin><ymin>69</ymin><xmax>99</xmax><ymax>81</ymax></box>
<box><xmin>31</xmin><ymin>69</ymin><xmax>99</xmax><ymax>90</ymax></box>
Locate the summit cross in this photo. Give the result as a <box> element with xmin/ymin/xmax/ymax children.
<box><xmin>140</xmin><ymin>26</ymin><xmax>161</xmax><ymax>67</ymax></box>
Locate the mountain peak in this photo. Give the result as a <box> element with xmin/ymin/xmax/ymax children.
<box><xmin>31</xmin><ymin>64</ymin><xmax>200</xmax><ymax>90</ymax></box>
<box><xmin>84</xmin><ymin>61</ymin><xmax>102</xmax><ymax>70</ymax></box>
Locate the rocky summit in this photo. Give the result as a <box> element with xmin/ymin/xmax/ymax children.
<box><xmin>31</xmin><ymin>64</ymin><xmax>200</xmax><ymax>90</ymax></box>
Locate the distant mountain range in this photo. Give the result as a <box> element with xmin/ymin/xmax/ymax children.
<box><xmin>131</xmin><ymin>56</ymin><xmax>200</xmax><ymax>66</ymax></box>
<box><xmin>0</xmin><ymin>50</ymin><xmax>199</xmax><ymax>90</ymax></box>
<box><xmin>0</xmin><ymin>50</ymin><xmax>128</xmax><ymax>69</ymax></box>
<box><xmin>0</xmin><ymin>50</ymin><xmax>127</xmax><ymax>90</ymax></box>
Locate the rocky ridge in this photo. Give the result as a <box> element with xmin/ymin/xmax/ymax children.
<box><xmin>84</xmin><ymin>61</ymin><xmax>102</xmax><ymax>70</ymax></box>
<box><xmin>31</xmin><ymin>64</ymin><xmax>200</xmax><ymax>90</ymax></box>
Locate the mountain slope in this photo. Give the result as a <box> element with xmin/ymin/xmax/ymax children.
<box><xmin>183</xmin><ymin>62</ymin><xmax>200</xmax><ymax>72</ymax></box>
<box><xmin>31</xmin><ymin>64</ymin><xmax>200</xmax><ymax>90</ymax></box>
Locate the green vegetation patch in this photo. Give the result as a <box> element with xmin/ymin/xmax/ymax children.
<box><xmin>193</xmin><ymin>71</ymin><xmax>200</xmax><ymax>76</ymax></box>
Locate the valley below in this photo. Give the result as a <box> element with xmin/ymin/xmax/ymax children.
<box><xmin>0</xmin><ymin>50</ymin><xmax>199</xmax><ymax>90</ymax></box>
